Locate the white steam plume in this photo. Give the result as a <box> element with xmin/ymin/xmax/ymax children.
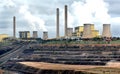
<box><xmin>0</xmin><ymin>0</ymin><xmax>47</xmax><ymax>31</ymax></box>
<box><xmin>70</xmin><ymin>0</ymin><xmax>111</xmax><ymax>26</ymax></box>
<box><xmin>19</xmin><ymin>5</ymin><xmax>47</xmax><ymax>31</ymax></box>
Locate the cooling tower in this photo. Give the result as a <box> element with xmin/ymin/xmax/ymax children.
<box><xmin>33</xmin><ymin>31</ymin><xmax>38</xmax><ymax>38</ymax></box>
<box><xmin>102</xmin><ymin>24</ymin><xmax>112</xmax><ymax>38</ymax></box>
<box><xmin>64</xmin><ymin>5</ymin><xmax>68</xmax><ymax>37</ymax></box>
<box><xmin>82</xmin><ymin>24</ymin><xmax>92</xmax><ymax>39</ymax></box>
<box><xmin>43</xmin><ymin>32</ymin><xmax>48</xmax><ymax>40</ymax></box>
<box><xmin>19</xmin><ymin>31</ymin><xmax>30</xmax><ymax>39</ymax></box>
<box><xmin>13</xmin><ymin>16</ymin><xmax>16</xmax><ymax>38</ymax></box>
<box><xmin>56</xmin><ymin>8</ymin><xmax>59</xmax><ymax>38</ymax></box>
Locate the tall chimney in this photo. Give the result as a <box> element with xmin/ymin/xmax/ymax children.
<box><xmin>56</xmin><ymin>8</ymin><xmax>59</xmax><ymax>38</ymax></box>
<box><xmin>13</xmin><ymin>16</ymin><xmax>16</xmax><ymax>38</ymax></box>
<box><xmin>65</xmin><ymin>5</ymin><xmax>68</xmax><ymax>37</ymax></box>
<box><xmin>102</xmin><ymin>24</ymin><xmax>112</xmax><ymax>38</ymax></box>
<box><xmin>82</xmin><ymin>24</ymin><xmax>92</xmax><ymax>39</ymax></box>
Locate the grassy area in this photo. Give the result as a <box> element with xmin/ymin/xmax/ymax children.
<box><xmin>44</xmin><ymin>40</ymin><xmax>120</xmax><ymax>45</ymax></box>
<box><xmin>111</xmin><ymin>40</ymin><xmax>120</xmax><ymax>44</ymax></box>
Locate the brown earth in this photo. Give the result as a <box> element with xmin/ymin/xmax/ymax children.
<box><xmin>19</xmin><ymin>62</ymin><xmax>120</xmax><ymax>71</ymax></box>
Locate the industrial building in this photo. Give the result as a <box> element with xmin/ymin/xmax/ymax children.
<box><xmin>43</xmin><ymin>32</ymin><xmax>48</xmax><ymax>40</ymax></box>
<box><xmin>19</xmin><ymin>31</ymin><xmax>30</xmax><ymax>39</ymax></box>
<box><xmin>0</xmin><ymin>34</ymin><xmax>9</xmax><ymax>42</ymax></box>
<box><xmin>102</xmin><ymin>24</ymin><xmax>112</xmax><ymax>38</ymax></box>
<box><xmin>67</xmin><ymin>28</ymin><xmax>73</xmax><ymax>37</ymax></box>
<box><xmin>72</xmin><ymin>26</ymin><xmax>84</xmax><ymax>37</ymax></box>
<box><xmin>33</xmin><ymin>31</ymin><xmax>38</xmax><ymax>38</ymax></box>
<box><xmin>72</xmin><ymin>24</ymin><xmax>99</xmax><ymax>38</ymax></box>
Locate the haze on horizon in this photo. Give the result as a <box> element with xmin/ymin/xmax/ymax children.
<box><xmin>0</xmin><ymin>0</ymin><xmax>120</xmax><ymax>38</ymax></box>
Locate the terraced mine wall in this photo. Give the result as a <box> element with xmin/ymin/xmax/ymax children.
<box><xmin>19</xmin><ymin>44</ymin><xmax>120</xmax><ymax>65</ymax></box>
<box><xmin>1</xmin><ymin>44</ymin><xmax>120</xmax><ymax>74</ymax></box>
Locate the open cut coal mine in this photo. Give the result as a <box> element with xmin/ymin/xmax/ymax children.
<box><xmin>18</xmin><ymin>44</ymin><xmax>120</xmax><ymax>65</ymax></box>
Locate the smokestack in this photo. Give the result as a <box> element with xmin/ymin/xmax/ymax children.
<box><xmin>65</xmin><ymin>5</ymin><xmax>68</xmax><ymax>37</ymax></box>
<box><xmin>56</xmin><ymin>8</ymin><xmax>59</xmax><ymax>38</ymax></box>
<box><xmin>102</xmin><ymin>24</ymin><xmax>112</xmax><ymax>38</ymax></box>
<box><xmin>43</xmin><ymin>31</ymin><xmax>48</xmax><ymax>40</ymax></box>
<box><xmin>82</xmin><ymin>24</ymin><xmax>92</xmax><ymax>39</ymax></box>
<box><xmin>13</xmin><ymin>16</ymin><xmax>16</xmax><ymax>38</ymax></box>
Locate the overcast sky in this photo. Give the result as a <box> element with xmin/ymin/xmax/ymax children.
<box><xmin>0</xmin><ymin>0</ymin><xmax>120</xmax><ymax>38</ymax></box>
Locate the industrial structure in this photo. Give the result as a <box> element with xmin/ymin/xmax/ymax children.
<box><xmin>13</xmin><ymin>16</ymin><xmax>16</xmax><ymax>38</ymax></box>
<box><xmin>67</xmin><ymin>28</ymin><xmax>73</xmax><ymax>37</ymax></box>
<box><xmin>0</xmin><ymin>34</ymin><xmax>9</xmax><ymax>42</ymax></box>
<box><xmin>72</xmin><ymin>24</ymin><xmax>99</xmax><ymax>38</ymax></box>
<box><xmin>64</xmin><ymin>5</ymin><xmax>68</xmax><ymax>37</ymax></box>
<box><xmin>55</xmin><ymin>5</ymin><xmax>100</xmax><ymax>39</ymax></box>
<box><xmin>56</xmin><ymin>8</ymin><xmax>59</xmax><ymax>38</ymax></box>
<box><xmin>7</xmin><ymin>6</ymin><xmax>112</xmax><ymax>40</ymax></box>
<box><xmin>82</xmin><ymin>24</ymin><xmax>92</xmax><ymax>38</ymax></box>
<box><xmin>72</xmin><ymin>26</ymin><xmax>84</xmax><ymax>37</ymax></box>
<box><xmin>90</xmin><ymin>24</ymin><xmax>99</xmax><ymax>38</ymax></box>
<box><xmin>43</xmin><ymin>32</ymin><xmax>48</xmax><ymax>40</ymax></box>
<box><xmin>19</xmin><ymin>31</ymin><xmax>30</xmax><ymax>39</ymax></box>
<box><xmin>33</xmin><ymin>31</ymin><xmax>38</xmax><ymax>38</ymax></box>
<box><xmin>102</xmin><ymin>24</ymin><xmax>112</xmax><ymax>38</ymax></box>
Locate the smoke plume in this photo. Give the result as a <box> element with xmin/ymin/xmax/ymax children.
<box><xmin>19</xmin><ymin>5</ymin><xmax>47</xmax><ymax>31</ymax></box>
<box><xmin>70</xmin><ymin>0</ymin><xmax>111</xmax><ymax>26</ymax></box>
<box><xmin>0</xmin><ymin>0</ymin><xmax>47</xmax><ymax>31</ymax></box>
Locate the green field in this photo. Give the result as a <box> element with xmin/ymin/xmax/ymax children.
<box><xmin>44</xmin><ymin>40</ymin><xmax>120</xmax><ymax>45</ymax></box>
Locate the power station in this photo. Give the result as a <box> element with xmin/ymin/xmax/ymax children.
<box><xmin>10</xmin><ymin>5</ymin><xmax>112</xmax><ymax>40</ymax></box>
<box><xmin>55</xmin><ymin>5</ymin><xmax>103</xmax><ymax>39</ymax></box>
<box><xmin>0</xmin><ymin>3</ymin><xmax>118</xmax><ymax>74</ymax></box>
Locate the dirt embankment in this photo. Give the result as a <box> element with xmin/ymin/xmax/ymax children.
<box><xmin>19</xmin><ymin>62</ymin><xmax>120</xmax><ymax>71</ymax></box>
